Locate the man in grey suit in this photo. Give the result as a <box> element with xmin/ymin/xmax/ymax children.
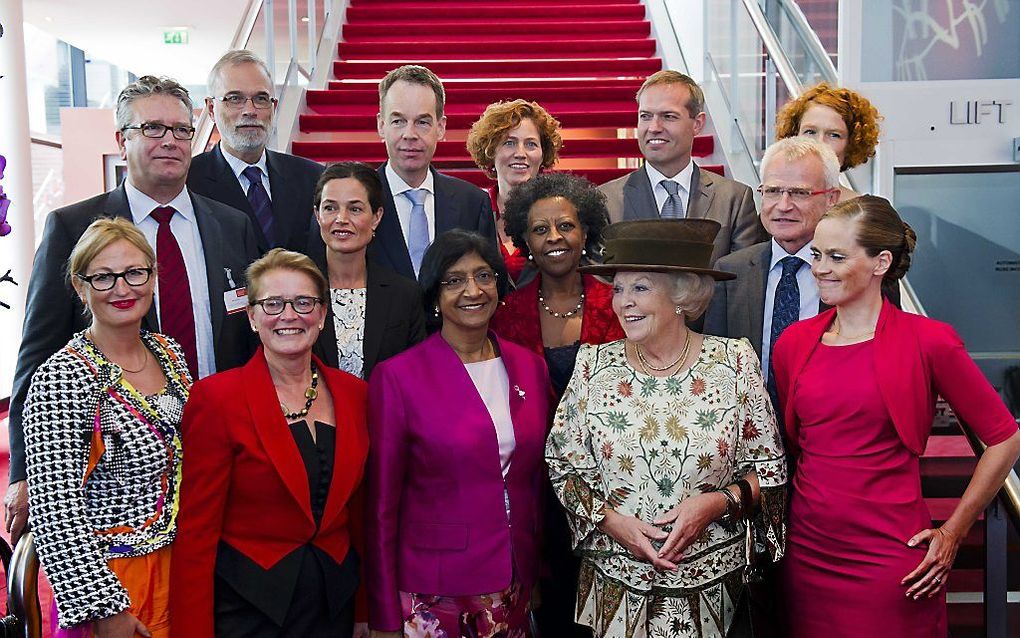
<box><xmin>599</xmin><ymin>70</ymin><xmax>767</xmax><ymax>264</ymax></box>
<box><xmin>4</xmin><ymin>76</ymin><xmax>259</xmax><ymax>542</ymax></box>
<box><xmin>704</xmin><ymin>137</ymin><xmax>840</xmax><ymax>376</ymax></box>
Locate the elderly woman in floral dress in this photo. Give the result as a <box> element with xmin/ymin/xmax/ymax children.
<box><xmin>546</xmin><ymin>219</ymin><xmax>788</xmax><ymax>638</ymax></box>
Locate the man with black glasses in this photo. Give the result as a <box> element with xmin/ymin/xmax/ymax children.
<box><xmin>189</xmin><ymin>50</ymin><xmax>324</xmax><ymax>254</ymax></box>
<box><xmin>4</xmin><ymin>75</ymin><xmax>259</xmax><ymax>543</ymax></box>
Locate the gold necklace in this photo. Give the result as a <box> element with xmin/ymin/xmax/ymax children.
<box><xmin>86</xmin><ymin>329</ymin><xmax>149</xmax><ymax>374</ymax></box>
<box><xmin>830</xmin><ymin>319</ymin><xmax>876</xmax><ymax>341</ymax></box>
<box><xmin>634</xmin><ymin>330</ymin><xmax>692</xmax><ymax>373</ymax></box>
<box><xmin>280</xmin><ymin>363</ymin><xmax>319</xmax><ymax>420</ymax></box>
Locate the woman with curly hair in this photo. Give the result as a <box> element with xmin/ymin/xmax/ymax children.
<box><xmin>490</xmin><ymin>172</ymin><xmax>622</xmax><ymax>637</ymax></box>
<box><xmin>467</xmin><ymin>99</ymin><xmax>563</xmax><ymax>282</ymax></box>
<box><xmin>775</xmin><ymin>82</ymin><xmax>882</xmax><ymax>202</ymax></box>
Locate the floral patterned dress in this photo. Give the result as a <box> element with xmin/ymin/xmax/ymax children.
<box><xmin>546</xmin><ymin>337</ymin><xmax>787</xmax><ymax>638</ymax></box>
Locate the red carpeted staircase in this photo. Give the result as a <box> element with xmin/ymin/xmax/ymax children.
<box><xmin>292</xmin><ymin>0</ymin><xmax>725</xmax><ymax>187</ymax></box>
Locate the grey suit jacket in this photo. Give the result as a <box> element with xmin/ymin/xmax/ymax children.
<box><xmin>7</xmin><ymin>185</ymin><xmax>260</xmax><ymax>482</ymax></box>
<box><xmin>599</xmin><ymin>164</ymin><xmax>767</xmax><ymax>264</ymax></box>
<box><xmin>703</xmin><ymin>241</ymin><xmax>772</xmax><ymax>357</ymax></box>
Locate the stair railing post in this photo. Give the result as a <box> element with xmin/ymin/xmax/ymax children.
<box><xmin>985</xmin><ymin>496</ymin><xmax>1008</xmax><ymax>638</ymax></box>
<box><xmin>288</xmin><ymin>0</ymin><xmax>299</xmax><ymax>66</ymax></box>
<box><xmin>266</xmin><ymin>0</ymin><xmax>276</xmax><ymax>86</ymax></box>
<box><xmin>308</xmin><ymin>0</ymin><xmax>317</xmax><ymax>75</ymax></box>
<box><xmin>728</xmin><ymin>0</ymin><xmax>741</xmax><ymax>156</ymax></box>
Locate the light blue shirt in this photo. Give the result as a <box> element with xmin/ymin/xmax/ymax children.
<box><xmin>125</xmin><ymin>180</ymin><xmax>216</xmax><ymax>379</ymax></box>
<box><xmin>385</xmin><ymin>162</ymin><xmax>436</xmax><ymax>247</ymax></box>
<box><xmin>760</xmin><ymin>239</ymin><xmax>819</xmax><ymax>382</ymax></box>
<box><xmin>220</xmin><ymin>143</ymin><xmax>273</xmax><ymax>200</ymax></box>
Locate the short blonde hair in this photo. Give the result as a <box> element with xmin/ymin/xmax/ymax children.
<box><xmin>68</xmin><ymin>217</ymin><xmax>155</xmax><ymax>286</ymax></box>
<box><xmin>246</xmin><ymin>248</ymin><xmax>328</xmax><ymax>302</ymax></box>
<box><xmin>636</xmin><ymin>70</ymin><xmax>705</xmax><ymax>117</ymax></box>
<box><xmin>669</xmin><ymin>272</ymin><xmax>715</xmax><ymax>320</ymax></box>
<box><xmin>466</xmin><ymin>100</ymin><xmax>562</xmax><ymax>176</ymax></box>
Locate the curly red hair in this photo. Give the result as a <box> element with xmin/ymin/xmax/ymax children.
<box><xmin>467</xmin><ymin>100</ymin><xmax>562</xmax><ymax>178</ymax></box>
<box><xmin>775</xmin><ymin>83</ymin><xmax>882</xmax><ymax>170</ymax></box>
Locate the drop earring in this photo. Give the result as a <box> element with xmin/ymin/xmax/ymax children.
<box><xmin>581</xmin><ymin>248</ymin><xmax>587</xmax><ymax>256</ymax></box>
<box><xmin>675</xmin><ymin>306</ymin><xmax>683</xmax><ymax>316</ymax></box>
<box><xmin>527</xmin><ymin>254</ymin><xmax>534</xmax><ymax>261</ymax></box>
<box><xmin>433</xmin><ymin>305</ymin><xmax>440</xmax><ymax>317</ymax></box>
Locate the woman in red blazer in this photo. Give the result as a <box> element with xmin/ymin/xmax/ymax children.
<box><xmin>366</xmin><ymin>230</ymin><xmax>551</xmax><ymax>638</ymax></box>
<box><xmin>772</xmin><ymin>196</ymin><xmax>1020</xmax><ymax>638</ymax></box>
<box><xmin>170</xmin><ymin>249</ymin><xmax>369</xmax><ymax>638</ymax></box>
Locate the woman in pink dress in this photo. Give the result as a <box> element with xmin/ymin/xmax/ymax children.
<box><xmin>772</xmin><ymin>195</ymin><xmax>1020</xmax><ymax>637</ymax></box>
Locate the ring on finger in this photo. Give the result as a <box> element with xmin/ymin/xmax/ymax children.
<box><xmin>933</xmin><ymin>576</ymin><xmax>942</xmax><ymax>584</ymax></box>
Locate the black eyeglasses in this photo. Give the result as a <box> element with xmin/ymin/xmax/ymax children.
<box><xmin>439</xmin><ymin>270</ymin><xmax>498</xmax><ymax>292</ymax></box>
<box><xmin>217</xmin><ymin>94</ymin><xmax>277</xmax><ymax>109</ymax></box>
<box><xmin>121</xmin><ymin>122</ymin><xmax>196</xmax><ymax>140</ymax></box>
<box><xmin>250</xmin><ymin>296</ymin><xmax>323</xmax><ymax>315</ymax></box>
<box><xmin>76</xmin><ymin>267</ymin><xmax>153</xmax><ymax>291</ymax></box>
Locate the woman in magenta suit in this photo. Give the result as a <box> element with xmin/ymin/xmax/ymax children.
<box><xmin>365</xmin><ymin>230</ymin><xmax>551</xmax><ymax>638</ymax></box>
<box><xmin>171</xmin><ymin>250</ymin><xmax>369</xmax><ymax>638</ymax></box>
<box><xmin>772</xmin><ymin>196</ymin><xmax>1020</xmax><ymax>638</ymax></box>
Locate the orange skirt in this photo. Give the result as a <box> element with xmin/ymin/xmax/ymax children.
<box><xmin>51</xmin><ymin>546</ymin><xmax>171</xmax><ymax>638</ymax></box>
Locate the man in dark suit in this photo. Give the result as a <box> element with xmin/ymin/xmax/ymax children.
<box><xmin>599</xmin><ymin>70</ymin><xmax>767</xmax><ymax>264</ymax></box>
<box><xmin>4</xmin><ymin>76</ymin><xmax>260</xmax><ymax>542</ymax></box>
<box><xmin>371</xmin><ymin>65</ymin><xmax>495</xmax><ymax>280</ymax></box>
<box><xmin>188</xmin><ymin>50</ymin><xmax>324</xmax><ymax>254</ymax></box>
<box><xmin>704</xmin><ymin>137</ymin><xmax>841</xmax><ymax>376</ymax></box>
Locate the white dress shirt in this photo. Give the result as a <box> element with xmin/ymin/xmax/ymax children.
<box><xmin>125</xmin><ymin>180</ymin><xmax>216</xmax><ymax>379</ymax></box>
<box><xmin>220</xmin><ymin>143</ymin><xmax>273</xmax><ymax>200</ymax></box>
<box><xmin>645</xmin><ymin>160</ymin><xmax>694</xmax><ymax>217</ymax></box>
<box><xmin>385</xmin><ymin>162</ymin><xmax>437</xmax><ymax>247</ymax></box>
<box><xmin>760</xmin><ymin>239</ymin><xmax>819</xmax><ymax>382</ymax></box>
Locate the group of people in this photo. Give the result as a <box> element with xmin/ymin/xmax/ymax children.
<box><xmin>4</xmin><ymin>47</ymin><xmax>1019</xmax><ymax>638</ymax></box>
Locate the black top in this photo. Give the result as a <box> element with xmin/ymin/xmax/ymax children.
<box><xmin>289</xmin><ymin>420</ymin><xmax>336</xmax><ymax>525</ymax></box>
<box><xmin>545</xmin><ymin>342</ymin><xmax>582</xmax><ymax>398</ymax></box>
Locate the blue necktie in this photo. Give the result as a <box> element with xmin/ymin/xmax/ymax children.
<box><xmin>767</xmin><ymin>255</ymin><xmax>803</xmax><ymax>414</ymax></box>
<box><xmin>404</xmin><ymin>188</ymin><xmax>430</xmax><ymax>276</ymax></box>
<box><xmin>242</xmin><ymin>166</ymin><xmax>277</xmax><ymax>248</ymax></box>
<box><xmin>660</xmin><ymin>179</ymin><xmax>685</xmax><ymax>219</ymax></box>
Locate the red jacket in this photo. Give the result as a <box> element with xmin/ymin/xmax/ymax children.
<box><xmin>491</xmin><ymin>274</ymin><xmax>625</xmax><ymax>354</ymax></box>
<box><xmin>170</xmin><ymin>349</ymin><xmax>369</xmax><ymax>637</ymax></box>
<box><xmin>772</xmin><ymin>299</ymin><xmax>1017</xmax><ymax>455</ymax></box>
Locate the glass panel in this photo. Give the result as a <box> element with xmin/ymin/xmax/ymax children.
<box><xmin>24</xmin><ymin>23</ymin><xmax>73</xmax><ymax>136</ymax></box>
<box><xmin>860</xmin><ymin>0</ymin><xmax>1020</xmax><ymax>82</ymax></box>
<box><xmin>769</xmin><ymin>1</ymin><xmax>833</xmax><ymax>87</ymax></box>
<box><xmin>893</xmin><ymin>166</ymin><xmax>1020</xmax><ymax>386</ymax></box>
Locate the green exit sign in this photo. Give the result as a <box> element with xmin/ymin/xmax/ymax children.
<box><xmin>163</xmin><ymin>29</ymin><xmax>189</xmax><ymax>45</ymax></box>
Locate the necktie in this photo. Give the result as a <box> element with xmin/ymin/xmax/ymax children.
<box><xmin>767</xmin><ymin>255</ymin><xmax>803</xmax><ymax>413</ymax></box>
<box><xmin>404</xmin><ymin>189</ymin><xmax>430</xmax><ymax>276</ymax></box>
<box><xmin>660</xmin><ymin>179</ymin><xmax>685</xmax><ymax>219</ymax></box>
<box><xmin>242</xmin><ymin>166</ymin><xmax>277</xmax><ymax>248</ymax></box>
<box><xmin>150</xmin><ymin>207</ymin><xmax>199</xmax><ymax>380</ymax></box>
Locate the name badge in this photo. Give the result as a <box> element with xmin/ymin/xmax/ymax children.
<box><xmin>224</xmin><ymin>287</ymin><xmax>248</xmax><ymax>314</ymax></box>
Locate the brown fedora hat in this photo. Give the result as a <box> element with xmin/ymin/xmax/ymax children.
<box><xmin>579</xmin><ymin>219</ymin><xmax>736</xmax><ymax>280</ymax></box>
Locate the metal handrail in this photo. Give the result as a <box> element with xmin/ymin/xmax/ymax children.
<box><xmin>191</xmin><ymin>0</ymin><xmax>266</xmax><ymax>155</ymax></box>
<box><xmin>774</xmin><ymin>0</ymin><xmax>838</xmax><ymax>83</ymax></box>
<box><xmin>960</xmin><ymin>420</ymin><xmax>1020</xmax><ymax>533</ymax></box>
<box><xmin>739</xmin><ymin>0</ymin><xmax>804</xmax><ymax>96</ymax></box>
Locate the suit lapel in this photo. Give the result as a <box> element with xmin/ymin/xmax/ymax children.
<box><xmin>319</xmin><ymin>358</ymin><xmax>368</xmax><ymax>530</ymax></box>
<box><xmin>497</xmin><ymin>335</ymin><xmax>535</xmax><ymax>483</ymax></box>
<box><xmin>265</xmin><ymin>150</ymin><xmax>305</xmax><ymax>247</ymax></box>
<box><xmin>209</xmin><ymin>145</ymin><xmax>255</xmax><ymax>214</ymax></box>
<box><xmin>741</xmin><ymin>244</ymin><xmax>769</xmax><ymax>355</ymax></box>
<box><xmin>192</xmin><ymin>193</ymin><xmax>227</xmax><ymax>352</ymax></box>
<box><xmin>623</xmin><ymin>167</ymin><xmax>659</xmax><ymax>220</ymax></box>
<box><xmin>362</xmin><ymin>262</ymin><xmax>392</xmax><ymax>377</ymax></box>
<box><xmin>242</xmin><ymin>351</ymin><xmax>313</xmax><ymax>519</ymax></box>
<box><xmin>375</xmin><ymin>165</ymin><xmax>414</xmax><ymax>277</ymax></box>
<box><xmin>686</xmin><ymin>165</ymin><xmax>716</xmax><ymax>221</ymax></box>
<box><xmin>432</xmin><ymin>168</ymin><xmax>457</xmax><ymax>235</ymax></box>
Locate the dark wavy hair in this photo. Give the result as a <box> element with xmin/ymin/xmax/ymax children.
<box><xmin>419</xmin><ymin>229</ymin><xmax>511</xmax><ymax>331</ymax></box>
<box><xmin>313</xmin><ymin>161</ymin><xmax>382</xmax><ymax>212</ymax></box>
<box><xmin>502</xmin><ymin>172</ymin><xmax>609</xmax><ymax>260</ymax></box>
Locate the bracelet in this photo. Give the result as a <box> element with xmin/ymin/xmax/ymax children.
<box><xmin>717</xmin><ymin>487</ymin><xmax>740</xmax><ymax>521</ymax></box>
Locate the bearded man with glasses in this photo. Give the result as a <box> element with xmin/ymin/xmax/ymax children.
<box><xmin>188</xmin><ymin>50</ymin><xmax>324</xmax><ymax>254</ymax></box>
<box><xmin>5</xmin><ymin>74</ymin><xmax>260</xmax><ymax>546</ymax></box>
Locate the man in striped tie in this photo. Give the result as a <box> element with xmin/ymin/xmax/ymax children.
<box><xmin>371</xmin><ymin>65</ymin><xmax>496</xmax><ymax>281</ymax></box>
<box><xmin>4</xmin><ymin>75</ymin><xmax>260</xmax><ymax>543</ymax></box>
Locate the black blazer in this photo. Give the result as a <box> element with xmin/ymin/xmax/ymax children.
<box><xmin>188</xmin><ymin>144</ymin><xmax>324</xmax><ymax>254</ymax></box>
<box><xmin>309</xmin><ymin>241</ymin><xmax>426</xmax><ymax>380</ymax></box>
<box><xmin>368</xmin><ymin>164</ymin><xmax>496</xmax><ymax>279</ymax></box>
<box><xmin>7</xmin><ymin>185</ymin><xmax>260</xmax><ymax>482</ymax></box>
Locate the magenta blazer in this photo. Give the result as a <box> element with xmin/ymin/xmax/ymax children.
<box><xmin>773</xmin><ymin>299</ymin><xmax>1018</xmax><ymax>456</ymax></box>
<box><xmin>365</xmin><ymin>331</ymin><xmax>552</xmax><ymax>631</ymax></box>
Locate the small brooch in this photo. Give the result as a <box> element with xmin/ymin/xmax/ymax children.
<box><xmin>514</xmin><ymin>385</ymin><xmax>526</xmax><ymax>400</ymax></box>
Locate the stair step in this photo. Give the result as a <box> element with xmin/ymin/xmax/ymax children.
<box><xmin>923</xmin><ymin>434</ymin><xmax>976</xmax><ymax>458</ymax></box>
<box><xmin>350</xmin><ymin>0</ymin><xmax>640</xmax><ymax>5</ymax></box>
<box><xmin>348</xmin><ymin>3</ymin><xmax>645</xmax><ymax>21</ymax></box>
<box><xmin>927</xmin><ymin>497</ymin><xmax>985</xmax><ymax>524</ymax></box>
<box><xmin>301</xmin><ymin>107</ymin><xmax>637</xmax><ymax>132</ymax></box>
<box><xmin>328</xmin><ymin>78</ymin><xmax>643</xmax><ymax>91</ymax></box>
<box><xmin>343</xmin><ymin>20</ymin><xmax>650</xmax><ymax>40</ymax></box>
<box><xmin>333</xmin><ymin>58</ymin><xmax>662</xmax><ymax>80</ymax></box>
<box><xmin>293</xmin><ymin>136</ymin><xmax>713</xmax><ymax>165</ymax></box>
<box><xmin>304</xmin><ymin>100</ymin><xmax>639</xmax><ymax>120</ymax></box>
<box><xmin>310</xmin><ymin>84</ymin><xmax>642</xmax><ymax>106</ymax></box>
<box><xmin>337</xmin><ymin>39</ymin><xmax>657</xmax><ymax>60</ymax></box>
